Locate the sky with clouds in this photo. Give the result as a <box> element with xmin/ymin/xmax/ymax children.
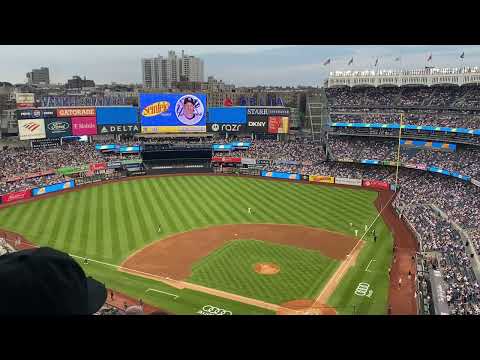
<box><xmin>1</xmin><ymin>45</ymin><xmax>479</xmax><ymax>86</ymax></box>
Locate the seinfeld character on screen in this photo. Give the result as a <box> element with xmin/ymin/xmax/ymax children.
<box><xmin>176</xmin><ymin>95</ymin><xmax>204</xmax><ymax>125</ymax></box>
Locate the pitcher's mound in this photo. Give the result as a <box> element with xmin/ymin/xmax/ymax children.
<box><xmin>277</xmin><ymin>300</ymin><xmax>337</xmax><ymax>315</ymax></box>
<box><xmin>254</xmin><ymin>262</ymin><xmax>280</xmax><ymax>275</ymax></box>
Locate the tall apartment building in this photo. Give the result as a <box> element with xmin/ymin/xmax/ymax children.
<box><xmin>26</xmin><ymin>67</ymin><xmax>50</xmax><ymax>85</ymax></box>
<box><xmin>142</xmin><ymin>50</ymin><xmax>204</xmax><ymax>89</ymax></box>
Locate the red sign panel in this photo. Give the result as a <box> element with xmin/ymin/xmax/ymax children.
<box><xmin>1</xmin><ymin>190</ymin><xmax>32</xmax><ymax>204</ymax></box>
<box><xmin>362</xmin><ymin>180</ymin><xmax>390</xmax><ymax>190</ymax></box>
<box><xmin>57</xmin><ymin>107</ymin><xmax>96</xmax><ymax>117</ymax></box>
<box><xmin>89</xmin><ymin>162</ymin><xmax>107</xmax><ymax>172</ymax></box>
<box><xmin>211</xmin><ymin>156</ymin><xmax>241</xmax><ymax>163</ymax></box>
<box><xmin>72</xmin><ymin>116</ymin><xmax>97</xmax><ymax>136</ymax></box>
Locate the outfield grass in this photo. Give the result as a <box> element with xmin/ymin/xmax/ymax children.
<box><xmin>188</xmin><ymin>239</ymin><xmax>339</xmax><ymax>305</ymax></box>
<box><xmin>0</xmin><ymin>175</ymin><xmax>393</xmax><ymax>314</ymax></box>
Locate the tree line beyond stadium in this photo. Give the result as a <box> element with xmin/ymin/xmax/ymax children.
<box><xmin>16</xmin><ymin>93</ymin><xmax>291</xmax><ymax>141</ymax></box>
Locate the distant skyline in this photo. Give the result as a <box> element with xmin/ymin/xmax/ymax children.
<box><xmin>1</xmin><ymin>45</ymin><xmax>480</xmax><ymax>86</ymax></box>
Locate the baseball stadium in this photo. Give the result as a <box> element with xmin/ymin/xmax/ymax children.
<box><xmin>1</xmin><ymin>66</ymin><xmax>480</xmax><ymax>316</ymax></box>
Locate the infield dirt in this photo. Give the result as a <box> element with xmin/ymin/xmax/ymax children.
<box><xmin>121</xmin><ymin>223</ymin><xmax>358</xmax><ymax>280</ymax></box>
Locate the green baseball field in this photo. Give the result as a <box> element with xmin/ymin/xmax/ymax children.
<box><xmin>0</xmin><ymin>175</ymin><xmax>393</xmax><ymax>315</ymax></box>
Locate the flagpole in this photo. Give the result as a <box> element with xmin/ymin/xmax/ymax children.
<box><xmin>394</xmin><ymin>112</ymin><xmax>404</xmax><ymax>191</ymax></box>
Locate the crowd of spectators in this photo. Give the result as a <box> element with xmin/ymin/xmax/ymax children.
<box><xmin>399</xmin><ymin>205</ymin><xmax>480</xmax><ymax>315</ymax></box>
<box><xmin>0</xmin><ymin>141</ymin><xmax>141</xmax><ymax>196</ymax></box>
<box><xmin>330</xmin><ymin>111</ymin><xmax>480</xmax><ymax>129</ymax></box>
<box><xmin>325</xmin><ymin>85</ymin><xmax>480</xmax><ymax>109</ymax></box>
<box><xmin>327</xmin><ymin>136</ymin><xmax>480</xmax><ymax>178</ymax></box>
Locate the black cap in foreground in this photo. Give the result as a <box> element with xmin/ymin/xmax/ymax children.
<box><xmin>0</xmin><ymin>247</ymin><xmax>107</xmax><ymax>315</ymax></box>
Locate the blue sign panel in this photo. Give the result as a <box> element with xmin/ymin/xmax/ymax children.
<box><xmin>96</xmin><ymin>107</ymin><xmax>139</xmax><ymax>125</ymax></box>
<box><xmin>207</xmin><ymin>108</ymin><xmax>247</xmax><ymax>124</ymax></box>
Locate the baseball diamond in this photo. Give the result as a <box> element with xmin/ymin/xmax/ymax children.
<box><xmin>0</xmin><ymin>175</ymin><xmax>397</xmax><ymax>315</ymax></box>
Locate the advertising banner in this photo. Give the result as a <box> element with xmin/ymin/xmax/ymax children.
<box><xmin>309</xmin><ymin>175</ymin><xmax>335</xmax><ymax>184</ymax></box>
<box><xmin>256</xmin><ymin>159</ymin><xmax>271</xmax><ymax>165</ymax></box>
<box><xmin>107</xmin><ymin>161</ymin><xmax>123</xmax><ymax>169</ymax></box>
<box><xmin>71</xmin><ymin>117</ymin><xmax>97</xmax><ymax>136</ymax></box>
<box><xmin>96</xmin><ymin>107</ymin><xmax>138</xmax><ymax>125</ymax></box>
<box><xmin>1</xmin><ymin>190</ymin><xmax>32</xmax><ymax>204</ymax></box>
<box><xmin>57</xmin><ymin>107</ymin><xmax>96</xmax><ymax>117</ymax></box>
<box><xmin>261</xmin><ymin>171</ymin><xmax>301</xmax><ymax>180</ymax></box>
<box><xmin>207</xmin><ymin>107</ymin><xmax>247</xmax><ymax>124</ymax></box>
<box><xmin>241</xmin><ymin>158</ymin><xmax>256</xmax><ymax>165</ymax></box>
<box><xmin>45</xmin><ymin>118</ymin><xmax>72</xmax><ymax>138</ymax></box>
<box><xmin>17</xmin><ymin>108</ymin><xmax>56</xmax><ymax>119</ymax></box>
<box><xmin>382</xmin><ymin>161</ymin><xmax>397</xmax><ymax>167</ymax></box>
<box><xmin>15</xmin><ymin>93</ymin><xmax>35</xmax><ymax>108</ymax></box>
<box><xmin>119</xmin><ymin>146</ymin><xmax>141</xmax><ymax>153</ymax></box>
<box><xmin>18</xmin><ymin>119</ymin><xmax>46</xmax><ymax>140</ymax></box>
<box><xmin>139</xmin><ymin>93</ymin><xmax>207</xmax><ymax>133</ymax></box>
<box><xmin>89</xmin><ymin>163</ymin><xmax>107</xmax><ymax>172</ymax></box>
<box><xmin>97</xmin><ymin>124</ymin><xmax>140</xmax><ymax>135</ymax></box>
<box><xmin>247</xmin><ymin>108</ymin><xmax>290</xmax><ymax>117</ymax></box>
<box><xmin>56</xmin><ymin>165</ymin><xmax>88</xmax><ymax>175</ymax></box>
<box><xmin>211</xmin><ymin>156</ymin><xmax>241</xmax><ymax>163</ymax></box>
<box><xmin>275</xmin><ymin>160</ymin><xmax>298</xmax><ymax>166</ymax></box>
<box><xmin>95</xmin><ymin>144</ymin><xmax>116</xmax><ymax>151</ymax></box>
<box><xmin>32</xmin><ymin>180</ymin><xmax>75</xmax><ymax>197</ymax></box>
<box><xmin>121</xmin><ymin>159</ymin><xmax>143</xmax><ymax>165</ymax></box>
<box><xmin>335</xmin><ymin>178</ymin><xmax>362</xmax><ymax>186</ymax></box>
<box><xmin>362</xmin><ymin>180</ymin><xmax>389</xmax><ymax>190</ymax></box>
<box><xmin>31</xmin><ymin>138</ymin><xmax>61</xmax><ymax>149</ymax></box>
<box><xmin>471</xmin><ymin>178</ymin><xmax>480</xmax><ymax>188</ymax></box>
<box><xmin>301</xmin><ymin>174</ymin><xmax>310</xmax><ymax>181</ymax></box>
<box><xmin>361</xmin><ymin>159</ymin><xmax>381</xmax><ymax>165</ymax></box>
<box><xmin>268</xmin><ymin>116</ymin><xmax>289</xmax><ymax>134</ymax></box>
<box><xmin>212</xmin><ymin>144</ymin><xmax>233</xmax><ymax>152</ymax></box>
<box><xmin>231</xmin><ymin>142</ymin><xmax>251</xmax><ymax>149</ymax></box>
<box><xmin>207</xmin><ymin>123</ymin><xmax>246</xmax><ymax>134</ymax></box>
<box><xmin>246</xmin><ymin>116</ymin><xmax>268</xmax><ymax>133</ymax></box>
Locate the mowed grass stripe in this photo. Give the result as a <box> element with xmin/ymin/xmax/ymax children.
<box><xmin>147</xmin><ymin>179</ymin><xmax>179</xmax><ymax>235</ymax></box>
<box><xmin>76</xmin><ymin>185</ymin><xmax>94</xmax><ymax>256</ymax></box>
<box><xmin>150</xmin><ymin>179</ymin><xmax>184</xmax><ymax>234</ymax></box>
<box><xmin>95</xmin><ymin>185</ymin><xmax>106</xmax><ymax>259</ymax></box>
<box><xmin>116</xmin><ymin>182</ymin><xmax>136</xmax><ymax>255</ymax></box>
<box><xmin>227</xmin><ymin>178</ymin><xmax>286</xmax><ymax>224</ymax></box>
<box><xmin>29</xmin><ymin>197</ymin><xmax>58</xmax><ymax>245</ymax></box>
<box><xmin>181</xmin><ymin>177</ymin><xmax>218</xmax><ymax>226</ymax></box>
<box><xmin>200</xmin><ymin>177</ymin><xmax>247</xmax><ymax>224</ymax></box>
<box><xmin>50</xmin><ymin>193</ymin><xmax>77</xmax><ymax>250</ymax></box>
<box><xmin>129</xmin><ymin>181</ymin><xmax>153</xmax><ymax>249</ymax></box>
<box><xmin>86</xmin><ymin>187</ymin><xmax>99</xmax><ymax>256</ymax></box>
<box><xmin>191</xmin><ymin>177</ymin><xmax>237</xmax><ymax>226</ymax></box>
<box><xmin>143</xmin><ymin>178</ymin><xmax>173</xmax><ymax>237</ymax></box>
<box><xmin>164</xmin><ymin>178</ymin><xmax>198</xmax><ymax>232</ymax></box>
<box><xmin>136</xmin><ymin>179</ymin><xmax>165</xmax><ymax>243</ymax></box>
<box><xmin>2</xmin><ymin>200</ymin><xmax>39</xmax><ymax>231</ymax></box>
<box><xmin>45</xmin><ymin>195</ymin><xmax>69</xmax><ymax>248</ymax></box>
<box><xmin>122</xmin><ymin>181</ymin><xmax>146</xmax><ymax>250</ymax></box>
<box><xmin>108</xmin><ymin>184</ymin><xmax>122</xmax><ymax>263</ymax></box>
<box><xmin>179</xmin><ymin>177</ymin><xmax>214</xmax><ymax>228</ymax></box>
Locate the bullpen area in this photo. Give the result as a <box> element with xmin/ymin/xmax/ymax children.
<box><xmin>0</xmin><ymin>175</ymin><xmax>394</xmax><ymax>314</ymax></box>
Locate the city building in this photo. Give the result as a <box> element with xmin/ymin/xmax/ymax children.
<box><xmin>142</xmin><ymin>50</ymin><xmax>204</xmax><ymax>89</ymax></box>
<box><xmin>26</xmin><ymin>67</ymin><xmax>50</xmax><ymax>85</ymax></box>
<box><xmin>66</xmin><ymin>76</ymin><xmax>95</xmax><ymax>89</ymax></box>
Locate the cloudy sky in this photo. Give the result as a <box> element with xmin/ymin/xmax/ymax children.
<box><xmin>1</xmin><ymin>45</ymin><xmax>479</xmax><ymax>86</ymax></box>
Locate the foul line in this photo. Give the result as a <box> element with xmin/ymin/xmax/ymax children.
<box><xmin>313</xmin><ymin>191</ymin><xmax>397</xmax><ymax>305</ymax></box>
<box><xmin>365</xmin><ymin>259</ymin><xmax>376</xmax><ymax>272</ymax></box>
<box><xmin>146</xmin><ymin>288</ymin><xmax>179</xmax><ymax>299</ymax></box>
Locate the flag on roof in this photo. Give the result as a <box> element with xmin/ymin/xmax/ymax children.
<box><xmin>427</xmin><ymin>54</ymin><xmax>432</xmax><ymax>62</ymax></box>
<box><xmin>323</xmin><ymin>58</ymin><xmax>331</xmax><ymax>66</ymax></box>
<box><xmin>374</xmin><ymin>58</ymin><xmax>378</xmax><ymax>67</ymax></box>
<box><xmin>460</xmin><ymin>52</ymin><xmax>465</xmax><ymax>59</ymax></box>
<box><xmin>348</xmin><ymin>57</ymin><xmax>353</xmax><ymax>65</ymax></box>
<box><xmin>394</xmin><ymin>57</ymin><xmax>400</xmax><ymax>61</ymax></box>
